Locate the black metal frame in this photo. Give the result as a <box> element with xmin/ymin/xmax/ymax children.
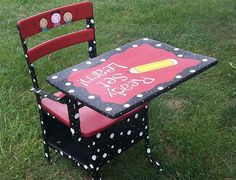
<box><xmin>17</xmin><ymin>8</ymin><xmax>161</xmax><ymax>180</ymax></box>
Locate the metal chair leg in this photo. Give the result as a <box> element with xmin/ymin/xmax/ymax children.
<box><xmin>43</xmin><ymin>143</ymin><xmax>51</xmax><ymax>163</ymax></box>
<box><xmin>144</xmin><ymin>134</ymin><xmax>163</xmax><ymax>172</ymax></box>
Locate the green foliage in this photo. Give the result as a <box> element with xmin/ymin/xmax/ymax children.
<box><xmin>0</xmin><ymin>0</ymin><xmax>235</xmax><ymax>179</ymax></box>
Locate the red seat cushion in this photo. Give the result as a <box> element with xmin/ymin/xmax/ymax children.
<box><xmin>41</xmin><ymin>93</ymin><xmax>147</xmax><ymax>137</ymax></box>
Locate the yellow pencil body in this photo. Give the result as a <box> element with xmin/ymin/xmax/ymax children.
<box><xmin>129</xmin><ymin>59</ymin><xmax>178</xmax><ymax>74</ymax></box>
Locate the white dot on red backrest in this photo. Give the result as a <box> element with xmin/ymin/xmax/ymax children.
<box><xmin>74</xmin><ymin>113</ymin><xmax>79</xmax><ymax>119</ymax></box>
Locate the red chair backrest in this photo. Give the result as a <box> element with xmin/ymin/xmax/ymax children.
<box><xmin>17</xmin><ymin>1</ymin><xmax>96</xmax><ymax>63</ymax></box>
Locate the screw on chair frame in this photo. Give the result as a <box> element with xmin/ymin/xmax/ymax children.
<box><xmin>17</xmin><ymin>1</ymin><xmax>162</xmax><ymax>179</ymax></box>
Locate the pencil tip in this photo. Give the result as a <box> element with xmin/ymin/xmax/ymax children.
<box><xmin>129</xmin><ymin>67</ymin><xmax>137</xmax><ymax>74</ymax></box>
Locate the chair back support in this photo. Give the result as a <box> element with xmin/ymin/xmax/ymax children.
<box><xmin>17</xmin><ymin>1</ymin><xmax>97</xmax><ymax>88</ymax></box>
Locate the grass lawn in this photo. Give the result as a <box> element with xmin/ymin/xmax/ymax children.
<box><xmin>0</xmin><ymin>0</ymin><xmax>235</xmax><ymax>179</ymax></box>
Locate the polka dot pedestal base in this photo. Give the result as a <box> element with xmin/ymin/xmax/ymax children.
<box><xmin>42</xmin><ymin>104</ymin><xmax>162</xmax><ymax>179</ymax></box>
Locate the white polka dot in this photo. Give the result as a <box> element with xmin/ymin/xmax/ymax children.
<box><xmin>38</xmin><ymin>104</ymin><xmax>41</xmax><ymax>109</ymax></box>
<box><xmin>90</xmin><ymin>19</ymin><xmax>94</xmax><ymax>24</ymax></box>
<box><xmin>88</xmin><ymin>95</ymin><xmax>95</xmax><ymax>99</ymax></box>
<box><xmin>84</xmin><ymin>165</ymin><xmax>88</xmax><ymax>169</ymax></box>
<box><xmin>52</xmin><ymin>76</ymin><xmax>58</xmax><ymax>79</ymax></box>
<box><xmin>68</xmin><ymin>89</ymin><xmax>75</xmax><ymax>93</ymax></box>
<box><xmin>93</xmin><ymin>40</ymin><xmax>96</xmax><ymax>44</ymax></box>
<box><xmin>137</xmin><ymin>94</ymin><xmax>143</xmax><ymax>98</ymax></box>
<box><xmin>68</xmin><ymin>155</ymin><xmax>71</xmax><ymax>159</ymax></box>
<box><xmin>145</xmin><ymin>126</ymin><xmax>148</xmax><ymax>129</ymax></box>
<box><xmin>97</xmin><ymin>149</ymin><xmax>100</xmax><ymax>152</ymax></box>
<box><xmin>100</xmin><ymin>58</ymin><xmax>106</xmax><ymax>62</ymax></box>
<box><xmin>127</xmin><ymin>130</ymin><xmax>131</xmax><ymax>135</ymax></box>
<box><xmin>110</xmin><ymin>133</ymin><xmax>114</xmax><ymax>139</ymax></box>
<box><xmin>147</xmin><ymin>136</ymin><xmax>149</xmax><ymax>139</ymax></box>
<box><xmin>33</xmin><ymin>79</ymin><xmax>36</xmax><ymax>82</ymax></box>
<box><xmin>78</xmin><ymin>138</ymin><xmax>81</xmax><ymax>142</ymax></box>
<box><xmin>127</xmin><ymin>118</ymin><xmax>130</xmax><ymax>122</ymax></box>
<box><xmin>176</xmin><ymin>75</ymin><xmax>182</xmax><ymax>79</ymax></box>
<box><xmin>96</xmin><ymin>133</ymin><xmax>101</xmax><ymax>138</ymax></box>
<box><xmin>90</xmin><ymin>164</ymin><xmax>94</xmax><ymax>169</ymax></box>
<box><xmin>25</xmin><ymin>54</ymin><xmax>28</xmax><ymax>58</ymax></box>
<box><xmin>111</xmin><ymin>145</ymin><xmax>114</xmax><ymax>149</ymax></box>
<box><xmin>77</xmin><ymin>162</ymin><xmax>80</xmax><ymax>166</ymax></box>
<box><xmin>147</xmin><ymin>148</ymin><xmax>151</xmax><ymax>153</ymax></box>
<box><xmin>132</xmin><ymin>44</ymin><xmax>138</xmax><ymax>47</ymax></box>
<box><xmin>96</xmin><ymin>167</ymin><xmax>99</xmax><ymax>171</ymax></box>
<box><xmin>86</xmin><ymin>61</ymin><xmax>92</xmax><ymax>64</ymax></box>
<box><xmin>103</xmin><ymin>153</ymin><xmax>107</xmax><ymax>158</ymax></box>
<box><xmin>202</xmin><ymin>58</ymin><xmax>208</xmax><ymax>62</ymax></box>
<box><xmin>135</xmin><ymin>113</ymin><xmax>139</xmax><ymax>118</ymax></box>
<box><xmin>72</xmin><ymin>68</ymin><xmax>78</xmax><ymax>72</ymax></box>
<box><xmin>86</xmin><ymin>24</ymin><xmax>90</xmax><ymax>28</ymax></box>
<box><xmin>131</xmin><ymin>140</ymin><xmax>134</xmax><ymax>143</ymax></box>
<box><xmin>158</xmin><ymin>87</ymin><xmax>164</xmax><ymax>90</ymax></box>
<box><xmin>92</xmin><ymin>142</ymin><xmax>96</xmax><ymax>145</ymax></box>
<box><xmin>65</xmin><ymin>82</ymin><xmax>71</xmax><ymax>86</ymax></box>
<box><xmin>88</xmin><ymin>47</ymin><xmax>92</xmax><ymax>51</ymax></box>
<box><xmin>45</xmin><ymin>153</ymin><xmax>48</xmax><ymax>157</ymax></box>
<box><xmin>190</xmin><ymin>69</ymin><xmax>196</xmax><ymax>73</ymax></box>
<box><xmin>105</xmin><ymin>107</ymin><xmax>112</xmax><ymax>111</ymax></box>
<box><xmin>174</xmin><ymin>48</ymin><xmax>179</xmax><ymax>51</ymax></box>
<box><xmin>120</xmin><ymin>132</ymin><xmax>123</xmax><ymax>135</ymax></box>
<box><xmin>116</xmin><ymin>48</ymin><xmax>121</xmax><ymax>51</ymax></box>
<box><xmin>118</xmin><ymin>149</ymin><xmax>122</xmax><ymax>154</ymax></box>
<box><xmin>156</xmin><ymin>44</ymin><xmax>162</xmax><ymax>47</ymax></box>
<box><xmin>178</xmin><ymin>54</ymin><xmax>183</xmax><ymax>57</ymax></box>
<box><xmin>139</xmin><ymin>132</ymin><xmax>143</xmax><ymax>136</ymax></box>
<box><xmin>145</xmin><ymin>105</ymin><xmax>148</xmax><ymax>109</ymax></box>
<box><xmin>142</xmin><ymin>118</ymin><xmax>145</xmax><ymax>121</ymax></box>
<box><xmin>74</xmin><ymin>113</ymin><xmax>79</xmax><ymax>119</ymax></box>
<box><xmin>60</xmin><ymin>151</ymin><xmax>63</xmax><ymax>155</ymax></box>
<box><xmin>143</xmin><ymin>38</ymin><xmax>148</xmax><ymax>40</ymax></box>
<box><xmin>124</xmin><ymin>104</ymin><xmax>130</xmax><ymax>108</ymax></box>
<box><xmin>92</xmin><ymin>155</ymin><xmax>96</xmax><ymax>161</ymax></box>
<box><xmin>156</xmin><ymin>162</ymin><xmax>160</xmax><ymax>166</ymax></box>
<box><xmin>70</xmin><ymin>128</ymin><xmax>75</xmax><ymax>135</ymax></box>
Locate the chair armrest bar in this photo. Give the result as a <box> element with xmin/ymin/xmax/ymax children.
<box><xmin>31</xmin><ymin>88</ymin><xmax>66</xmax><ymax>103</ymax></box>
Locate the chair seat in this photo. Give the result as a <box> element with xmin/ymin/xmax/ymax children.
<box><xmin>41</xmin><ymin>92</ymin><xmax>147</xmax><ymax>137</ymax></box>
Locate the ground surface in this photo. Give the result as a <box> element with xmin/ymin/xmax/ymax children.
<box><xmin>0</xmin><ymin>0</ymin><xmax>235</xmax><ymax>179</ymax></box>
